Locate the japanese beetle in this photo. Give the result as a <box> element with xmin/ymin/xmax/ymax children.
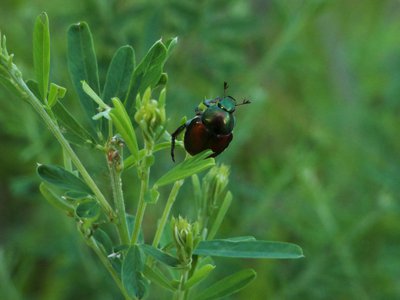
<box><xmin>171</xmin><ymin>82</ymin><xmax>250</xmax><ymax>162</ymax></box>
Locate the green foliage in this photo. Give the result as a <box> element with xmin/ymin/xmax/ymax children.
<box><xmin>110</xmin><ymin>97</ymin><xmax>139</xmax><ymax>163</ymax></box>
<box><xmin>37</xmin><ymin>164</ymin><xmax>92</xmax><ymax>195</ymax></box>
<box><xmin>194</xmin><ymin>239</ymin><xmax>304</xmax><ymax>259</ymax></box>
<box><xmin>33</xmin><ymin>12</ymin><xmax>50</xmax><ymax>101</ymax></box>
<box><xmin>139</xmin><ymin>244</ymin><xmax>180</xmax><ymax>267</ymax></box>
<box><xmin>102</xmin><ymin>45</ymin><xmax>135</xmax><ymax>106</ymax></box>
<box><xmin>47</xmin><ymin>83</ymin><xmax>66</xmax><ymax>107</ymax></box>
<box><xmin>154</xmin><ymin>150</ymin><xmax>215</xmax><ymax>187</ymax></box>
<box><xmin>193</xmin><ymin>269</ymin><xmax>257</xmax><ymax>300</ymax></box>
<box><xmin>0</xmin><ymin>12</ymin><xmax>304</xmax><ymax>300</ymax></box>
<box><xmin>52</xmin><ymin>101</ymin><xmax>95</xmax><ymax>146</ymax></box>
<box><xmin>122</xmin><ymin>245</ymin><xmax>147</xmax><ymax>299</ymax></box>
<box><xmin>125</xmin><ymin>40</ymin><xmax>167</xmax><ymax>113</ymax></box>
<box><xmin>67</xmin><ymin>22</ymin><xmax>100</xmax><ymax>135</ymax></box>
<box><xmin>75</xmin><ymin>199</ymin><xmax>101</xmax><ymax>220</ymax></box>
<box><xmin>39</xmin><ymin>182</ymin><xmax>74</xmax><ymax>215</ymax></box>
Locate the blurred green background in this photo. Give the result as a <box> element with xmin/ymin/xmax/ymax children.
<box><xmin>1</xmin><ymin>0</ymin><xmax>400</xmax><ymax>299</ymax></box>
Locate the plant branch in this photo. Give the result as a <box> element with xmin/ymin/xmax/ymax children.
<box><xmin>108</xmin><ymin>160</ymin><xmax>130</xmax><ymax>245</ymax></box>
<box><xmin>152</xmin><ymin>180</ymin><xmax>183</xmax><ymax>248</ymax></box>
<box><xmin>131</xmin><ymin>164</ymin><xmax>150</xmax><ymax>244</ymax></box>
<box><xmin>86</xmin><ymin>237</ymin><xmax>132</xmax><ymax>300</ymax></box>
<box><xmin>4</xmin><ymin>62</ymin><xmax>115</xmax><ymax>219</ymax></box>
<box><xmin>131</xmin><ymin>143</ymin><xmax>154</xmax><ymax>244</ymax></box>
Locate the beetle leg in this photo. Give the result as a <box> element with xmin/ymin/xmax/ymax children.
<box><xmin>235</xmin><ymin>98</ymin><xmax>251</xmax><ymax>106</ymax></box>
<box><xmin>171</xmin><ymin>122</ymin><xmax>189</xmax><ymax>162</ymax></box>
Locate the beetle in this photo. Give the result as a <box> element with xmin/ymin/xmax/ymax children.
<box><xmin>171</xmin><ymin>82</ymin><xmax>250</xmax><ymax>162</ymax></box>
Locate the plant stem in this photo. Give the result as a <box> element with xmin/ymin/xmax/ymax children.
<box><xmin>63</xmin><ymin>148</ymin><xmax>73</xmax><ymax>172</ymax></box>
<box><xmin>131</xmin><ymin>165</ymin><xmax>150</xmax><ymax>244</ymax></box>
<box><xmin>152</xmin><ymin>180</ymin><xmax>183</xmax><ymax>248</ymax></box>
<box><xmin>10</xmin><ymin>71</ymin><xmax>115</xmax><ymax>219</ymax></box>
<box><xmin>86</xmin><ymin>237</ymin><xmax>132</xmax><ymax>300</ymax></box>
<box><xmin>174</xmin><ymin>269</ymin><xmax>190</xmax><ymax>300</ymax></box>
<box><xmin>108</xmin><ymin>162</ymin><xmax>130</xmax><ymax>245</ymax></box>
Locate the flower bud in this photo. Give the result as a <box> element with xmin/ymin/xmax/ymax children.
<box><xmin>134</xmin><ymin>88</ymin><xmax>166</xmax><ymax>146</ymax></box>
<box><xmin>203</xmin><ymin>164</ymin><xmax>230</xmax><ymax>210</ymax></box>
<box><xmin>171</xmin><ymin>216</ymin><xmax>200</xmax><ymax>266</ymax></box>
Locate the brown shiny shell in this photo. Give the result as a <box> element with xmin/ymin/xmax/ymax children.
<box><xmin>184</xmin><ymin>117</ymin><xmax>233</xmax><ymax>157</ymax></box>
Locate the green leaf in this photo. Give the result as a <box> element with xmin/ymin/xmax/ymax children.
<box><xmin>143</xmin><ymin>265</ymin><xmax>175</xmax><ymax>292</ymax></box>
<box><xmin>52</xmin><ymin>102</ymin><xmax>95</xmax><ymax>146</ymax></box>
<box><xmin>124</xmin><ymin>40</ymin><xmax>167</xmax><ymax>113</ymax></box>
<box><xmin>144</xmin><ymin>187</ymin><xmax>159</xmax><ymax>204</ymax></box>
<box><xmin>194</xmin><ymin>239</ymin><xmax>304</xmax><ymax>259</ymax></box>
<box><xmin>192</xmin><ymin>174</ymin><xmax>202</xmax><ymax>210</ymax></box>
<box><xmin>165</xmin><ymin>37</ymin><xmax>178</xmax><ymax>58</ymax></box>
<box><xmin>81</xmin><ymin>80</ymin><xmax>108</xmax><ymax>110</ymax></box>
<box><xmin>102</xmin><ymin>45</ymin><xmax>135</xmax><ymax>105</ymax></box>
<box><xmin>157</xmin><ymin>72</ymin><xmax>168</xmax><ymax>86</ymax></box>
<box><xmin>93</xmin><ymin>229</ymin><xmax>113</xmax><ymax>255</ymax></box>
<box><xmin>47</xmin><ymin>83</ymin><xmax>66</xmax><ymax>107</ymax></box>
<box><xmin>139</xmin><ymin>244</ymin><xmax>180</xmax><ymax>267</ymax></box>
<box><xmin>223</xmin><ymin>236</ymin><xmax>256</xmax><ymax>242</ymax></box>
<box><xmin>110</xmin><ymin>97</ymin><xmax>139</xmax><ymax>162</ymax></box>
<box><xmin>155</xmin><ymin>150</ymin><xmax>215</xmax><ymax>187</ymax></box>
<box><xmin>75</xmin><ymin>199</ymin><xmax>100</xmax><ymax>219</ymax></box>
<box><xmin>184</xmin><ymin>264</ymin><xmax>215</xmax><ymax>290</ymax></box>
<box><xmin>39</xmin><ymin>183</ymin><xmax>74</xmax><ymax>215</ymax></box>
<box><xmin>67</xmin><ymin>22</ymin><xmax>100</xmax><ymax>134</ymax></box>
<box><xmin>194</xmin><ymin>269</ymin><xmax>256</xmax><ymax>300</ymax></box>
<box><xmin>122</xmin><ymin>245</ymin><xmax>147</xmax><ymax>299</ymax></box>
<box><xmin>33</xmin><ymin>12</ymin><xmax>50</xmax><ymax>101</ymax></box>
<box><xmin>63</xmin><ymin>191</ymin><xmax>90</xmax><ymax>200</ymax></box>
<box><xmin>207</xmin><ymin>192</ymin><xmax>232</xmax><ymax>240</ymax></box>
<box><xmin>37</xmin><ymin>164</ymin><xmax>92</xmax><ymax>194</ymax></box>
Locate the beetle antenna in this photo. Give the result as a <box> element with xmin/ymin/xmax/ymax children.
<box><xmin>223</xmin><ymin>81</ymin><xmax>229</xmax><ymax>96</ymax></box>
<box><xmin>235</xmin><ymin>98</ymin><xmax>251</xmax><ymax>107</ymax></box>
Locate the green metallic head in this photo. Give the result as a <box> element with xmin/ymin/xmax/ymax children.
<box><xmin>218</xmin><ymin>96</ymin><xmax>236</xmax><ymax>113</ymax></box>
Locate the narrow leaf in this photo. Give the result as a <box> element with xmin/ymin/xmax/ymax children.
<box><xmin>223</xmin><ymin>236</ymin><xmax>256</xmax><ymax>242</ymax></box>
<box><xmin>122</xmin><ymin>245</ymin><xmax>147</xmax><ymax>299</ymax></box>
<box><xmin>102</xmin><ymin>45</ymin><xmax>135</xmax><ymax>105</ymax></box>
<box><xmin>93</xmin><ymin>229</ymin><xmax>113</xmax><ymax>255</ymax></box>
<box><xmin>155</xmin><ymin>150</ymin><xmax>215</xmax><ymax>187</ymax></box>
<box><xmin>52</xmin><ymin>102</ymin><xmax>95</xmax><ymax>146</ymax></box>
<box><xmin>81</xmin><ymin>80</ymin><xmax>108</xmax><ymax>110</ymax></box>
<box><xmin>75</xmin><ymin>199</ymin><xmax>100</xmax><ymax>220</ymax></box>
<box><xmin>165</xmin><ymin>37</ymin><xmax>178</xmax><ymax>58</ymax></box>
<box><xmin>67</xmin><ymin>22</ymin><xmax>100</xmax><ymax>134</ymax></box>
<box><xmin>194</xmin><ymin>269</ymin><xmax>256</xmax><ymax>300</ymax></box>
<box><xmin>184</xmin><ymin>264</ymin><xmax>215</xmax><ymax>290</ymax></box>
<box><xmin>139</xmin><ymin>244</ymin><xmax>180</xmax><ymax>267</ymax></box>
<box><xmin>144</xmin><ymin>187</ymin><xmax>160</xmax><ymax>204</ymax></box>
<box><xmin>143</xmin><ymin>265</ymin><xmax>175</xmax><ymax>292</ymax></box>
<box><xmin>39</xmin><ymin>183</ymin><xmax>74</xmax><ymax>214</ymax></box>
<box><xmin>110</xmin><ymin>97</ymin><xmax>139</xmax><ymax>162</ymax></box>
<box><xmin>124</xmin><ymin>40</ymin><xmax>167</xmax><ymax>113</ymax></box>
<box><xmin>47</xmin><ymin>83</ymin><xmax>66</xmax><ymax>107</ymax></box>
<box><xmin>33</xmin><ymin>12</ymin><xmax>50</xmax><ymax>101</ymax></box>
<box><xmin>37</xmin><ymin>164</ymin><xmax>92</xmax><ymax>194</ymax></box>
<box><xmin>194</xmin><ymin>240</ymin><xmax>304</xmax><ymax>259</ymax></box>
<box><xmin>207</xmin><ymin>192</ymin><xmax>232</xmax><ymax>240</ymax></box>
